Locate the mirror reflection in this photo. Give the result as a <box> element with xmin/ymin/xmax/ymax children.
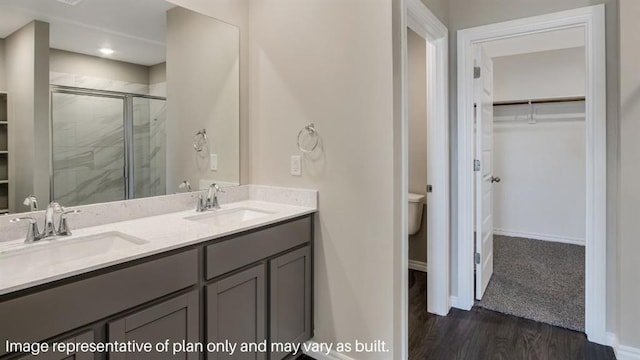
<box><xmin>0</xmin><ymin>0</ymin><xmax>240</xmax><ymax>214</ymax></box>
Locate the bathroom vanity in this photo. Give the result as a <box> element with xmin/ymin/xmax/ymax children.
<box><xmin>0</xmin><ymin>186</ymin><xmax>317</xmax><ymax>360</ymax></box>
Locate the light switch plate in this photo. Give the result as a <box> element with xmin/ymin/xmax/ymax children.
<box><xmin>210</xmin><ymin>154</ymin><xmax>218</xmax><ymax>171</ymax></box>
<box><xmin>290</xmin><ymin>155</ymin><xmax>301</xmax><ymax>176</ymax></box>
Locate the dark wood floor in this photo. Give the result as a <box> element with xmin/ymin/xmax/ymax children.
<box><xmin>299</xmin><ymin>271</ymin><xmax>614</xmax><ymax>359</ymax></box>
<box><xmin>409</xmin><ymin>270</ymin><xmax>615</xmax><ymax>360</ymax></box>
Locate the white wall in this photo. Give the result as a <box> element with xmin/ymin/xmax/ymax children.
<box><xmin>5</xmin><ymin>21</ymin><xmax>49</xmax><ymax>213</ymax></box>
<box><xmin>149</xmin><ymin>62</ymin><xmax>166</xmax><ymax>85</ymax></box>
<box><xmin>618</xmin><ymin>0</ymin><xmax>640</xmax><ymax>350</ymax></box>
<box><xmin>492</xmin><ymin>48</ymin><xmax>586</xmax><ymax>244</ymax></box>
<box><xmin>50</xmin><ymin>49</ymin><xmax>150</xmax><ymax>85</ymax></box>
<box><xmin>408</xmin><ymin>29</ymin><xmax>428</xmax><ymax>263</ymax></box>
<box><xmin>447</xmin><ymin>0</ymin><xmax>619</xmax><ymax>335</ymax></box>
<box><xmin>493</xmin><ymin>108</ymin><xmax>586</xmax><ymax>243</ymax></box>
<box><xmin>167</xmin><ymin>0</ymin><xmax>250</xmax><ymax>185</ymax></box>
<box><xmin>420</xmin><ymin>0</ymin><xmax>449</xmax><ymax>26</ymax></box>
<box><xmin>493</xmin><ymin>48</ymin><xmax>585</xmax><ymax>101</ymax></box>
<box><xmin>166</xmin><ymin>6</ymin><xmax>240</xmax><ymax>191</ymax></box>
<box><xmin>249</xmin><ymin>0</ymin><xmax>395</xmax><ymax>358</ymax></box>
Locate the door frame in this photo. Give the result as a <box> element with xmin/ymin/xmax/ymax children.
<box><xmin>455</xmin><ymin>5</ymin><xmax>607</xmax><ymax>344</ymax></box>
<box><xmin>405</xmin><ymin>0</ymin><xmax>450</xmax><ymax>317</ymax></box>
<box><xmin>395</xmin><ymin>0</ymin><xmax>449</xmax><ymax>358</ymax></box>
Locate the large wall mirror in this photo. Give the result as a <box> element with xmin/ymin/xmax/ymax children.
<box><xmin>0</xmin><ymin>0</ymin><xmax>240</xmax><ymax>214</ymax></box>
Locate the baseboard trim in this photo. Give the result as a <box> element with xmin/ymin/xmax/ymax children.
<box><xmin>618</xmin><ymin>344</ymin><xmax>640</xmax><ymax>360</ymax></box>
<box><xmin>494</xmin><ymin>228</ymin><xmax>585</xmax><ymax>246</ymax></box>
<box><xmin>302</xmin><ymin>341</ymin><xmax>356</xmax><ymax>360</ymax></box>
<box><xmin>408</xmin><ymin>260</ymin><xmax>428</xmax><ymax>272</ymax></box>
<box><xmin>606</xmin><ymin>332</ymin><xmax>619</xmax><ymax>357</ymax></box>
<box><xmin>450</xmin><ymin>296</ymin><xmax>465</xmax><ymax>310</ymax></box>
<box><xmin>602</xmin><ymin>332</ymin><xmax>640</xmax><ymax>360</ymax></box>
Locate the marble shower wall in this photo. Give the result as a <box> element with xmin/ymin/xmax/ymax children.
<box><xmin>51</xmin><ymin>92</ymin><xmax>126</xmax><ymax>206</ymax></box>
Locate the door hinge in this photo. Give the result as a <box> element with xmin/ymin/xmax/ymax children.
<box><xmin>475</xmin><ymin>252</ymin><xmax>481</xmax><ymax>264</ymax></box>
<box><xmin>474</xmin><ymin>160</ymin><xmax>481</xmax><ymax>172</ymax></box>
<box><xmin>426</xmin><ymin>185</ymin><xmax>433</xmax><ymax>193</ymax></box>
<box><xmin>473</xmin><ymin>66</ymin><xmax>481</xmax><ymax>79</ymax></box>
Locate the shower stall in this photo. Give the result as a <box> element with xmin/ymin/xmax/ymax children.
<box><xmin>50</xmin><ymin>86</ymin><xmax>167</xmax><ymax>206</ymax></box>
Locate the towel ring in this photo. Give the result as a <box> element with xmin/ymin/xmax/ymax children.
<box><xmin>193</xmin><ymin>129</ymin><xmax>208</xmax><ymax>152</ymax></box>
<box><xmin>297</xmin><ymin>123</ymin><xmax>319</xmax><ymax>153</ymax></box>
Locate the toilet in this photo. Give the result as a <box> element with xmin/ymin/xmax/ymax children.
<box><xmin>408</xmin><ymin>193</ymin><xmax>425</xmax><ymax>235</ymax></box>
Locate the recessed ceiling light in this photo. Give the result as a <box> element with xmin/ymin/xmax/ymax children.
<box><xmin>56</xmin><ymin>0</ymin><xmax>84</xmax><ymax>6</ymax></box>
<box><xmin>99</xmin><ymin>48</ymin><xmax>114</xmax><ymax>56</ymax></box>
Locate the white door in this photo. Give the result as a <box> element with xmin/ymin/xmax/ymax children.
<box><xmin>474</xmin><ymin>45</ymin><xmax>495</xmax><ymax>300</ymax></box>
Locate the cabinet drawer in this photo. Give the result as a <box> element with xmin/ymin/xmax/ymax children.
<box><xmin>206</xmin><ymin>217</ymin><xmax>311</xmax><ymax>280</ymax></box>
<box><xmin>0</xmin><ymin>250</ymin><xmax>198</xmax><ymax>356</ymax></box>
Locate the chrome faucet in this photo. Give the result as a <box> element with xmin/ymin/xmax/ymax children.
<box><xmin>196</xmin><ymin>183</ymin><xmax>224</xmax><ymax>212</ymax></box>
<box><xmin>23</xmin><ymin>195</ymin><xmax>38</xmax><ymax>212</ymax></box>
<box><xmin>9</xmin><ymin>217</ymin><xmax>43</xmax><ymax>243</ymax></box>
<box><xmin>10</xmin><ymin>202</ymin><xmax>80</xmax><ymax>243</ymax></box>
<box><xmin>44</xmin><ymin>201</ymin><xmax>63</xmax><ymax>237</ymax></box>
<box><xmin>178</xmin><ymin>180</ymin><xmax>192</xmax><ymax>192</ymax></box>
<box><xmin>58</xmin><ymin>209</ymin><xmax>81</xmax><ymax>236</ymax></box>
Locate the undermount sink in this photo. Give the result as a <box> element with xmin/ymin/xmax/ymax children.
<box><xmin>184</xmin><ymin>207</ymin><xmax>273</xmax><ymax>226</ymax></box>
<box><xmin>0</xmin><ymin>231</ymin><xmax>147</xmax><ymax>273</ymax></box>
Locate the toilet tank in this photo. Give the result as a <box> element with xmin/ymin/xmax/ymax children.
<box><xmin>408</xmin><ymin>193</ymin><xmax>425</xmax><ymax>236</ymax></box>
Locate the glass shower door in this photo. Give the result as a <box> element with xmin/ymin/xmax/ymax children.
<box><xmin>51</xmin><ymin>92</ymin><xmax>126</xmax><ymax>206</ymax></box>
<box><xmin>131</xmin><ymin>96</ymin><xmax>167</xmax><ymax>199</ymax></box>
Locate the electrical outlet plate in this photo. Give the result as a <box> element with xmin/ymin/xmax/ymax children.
<box><xmin>210</xmin><ymin>154</ymin><xmax>218</xmax><ymax>171</ymax></box>
<box><xmin>290</xmin><ymin>155</ymin><xmax>301</xmax><ymax>176</ymax></box>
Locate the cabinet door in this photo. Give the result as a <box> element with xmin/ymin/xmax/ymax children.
<box><xmin>16</xmin><ymin>332</ymin><xmax>94</xmax><ymax>360</ymax></box>
<box><xmin>270</xmin><ymin>246</ymin><xmax>312</xmax><ymax>360</ymax></box>
<box><xmin>207</xmin><ymin>264</ymin><xmax>266</xmax><ymax>360</ymax></box>
<box><xmin>108</xmin><ymin>290</ymin><xmax>199</xmax><ymax>360</ymax></box>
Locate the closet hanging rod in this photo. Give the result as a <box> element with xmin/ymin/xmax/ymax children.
<box><xmin>493</xmin><ymin>96</ymin><xmax>585</xmax><ymax>107</ymax></box>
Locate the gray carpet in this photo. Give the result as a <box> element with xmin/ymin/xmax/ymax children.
<box><xmin>475</xmin><ymin>235</ymin><xmax>585</xmax><ymax>332</ymax></box>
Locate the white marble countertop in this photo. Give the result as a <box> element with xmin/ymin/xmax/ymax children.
<box><xmin>0</xmin><ymin>200</ymin><xmax>316</xmax><ymax>296</ymax></box>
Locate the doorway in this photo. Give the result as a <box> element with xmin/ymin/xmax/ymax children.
<box><xmin>471</xmin><ymin>30</ymin><xmax>587</xmax><ymax>332</ymax></box>
<box><xmin>456</xmin><ymin>5</ymin><xmax>607</xmax><ymax>344</ymax></box>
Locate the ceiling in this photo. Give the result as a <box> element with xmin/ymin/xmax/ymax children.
<box><xmin>482</xmin><ymin>27</ymin><xmax>585</xmax><ymax>59</ymax></box>
<box><xmin>0</xmin><ymin>0</ymin><xmax>173</xmax><ymax>66</ymax></box>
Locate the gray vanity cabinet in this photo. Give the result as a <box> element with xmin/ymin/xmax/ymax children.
<box><xmin>0</xmin><ymin>215</ymin><xmax>313</xmax><ymax>360</ymax></box>
<box><xmin>206</xmin><ymin>264</ymin><xmax>266</xmax><ymax>360</ymax></box>
<box><xmin>269</xmin><ymin>246</ymin><xmax>312</xmax><ymax>360</ymax></box>
<box><xmin>108</xmin><ymin>290</ymin><xmax>199</xmax><ymax>360</ymax></box>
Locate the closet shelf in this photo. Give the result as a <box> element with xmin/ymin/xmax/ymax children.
<box><xmin>0</xmin><ymin>180</ymin><xmax>7</xmax><ymax>185</ymax></box>
<box><xmin>494</xmin><ymin>113</ymin><xmax>586</xmax><ymax>123</ymax></box>
<box><xmin>494</xmin><ymin>96</ymin><xmax>585</xmax><ymax>106</ymax></box>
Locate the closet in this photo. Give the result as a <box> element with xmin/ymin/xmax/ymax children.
<box><xmin>493</xmin><ymin>97</ymin><xmax>586</xmax><ymax>243</ymax></box>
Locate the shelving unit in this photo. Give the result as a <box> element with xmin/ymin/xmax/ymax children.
<box><xmin>0</xmin><ymin>92</ymin><xmax>8</xmax><ymax>214</ymax></box>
